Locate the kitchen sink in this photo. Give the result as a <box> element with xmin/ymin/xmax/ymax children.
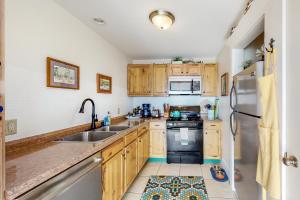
<box><xmin>58</xmin><ymin>131</ymin><xmax>118</xmax><ymax>142</ymax></box>
<box><xmin>96</xmin><ymin>125</ymin><xmax>130</xmax><ymax>132</ymax></box>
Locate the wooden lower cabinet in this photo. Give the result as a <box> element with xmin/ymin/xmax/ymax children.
<box><xmin>102</xmin><ymin>124</ymin><xmax>150</xmax><ymax>199</ymax></box>
<box><xmin>203</xmin><ymin>120</ymin><xmax>222</xmax><ymax>159</ymax></box>
<box><xmin>102</xmin><ymin>150</ymin><xmax>124</xmax><ymax>200</ymax></box>
<box><xmin>150</xmin><ymin>121</ymin><xmax>166</xmax><ymax>158</ymax></box>
<box><xmin>137</xmin><ymin>130</ymin><xmax>150</xmax><ymax>171</ymax></box>
<box><xmin>124</xmin><ymin>140</ymin><xmax>138</xmax><ymax>191</ymax></box>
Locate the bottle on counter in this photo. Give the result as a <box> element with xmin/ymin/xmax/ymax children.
<box><xmin>107</xmin><ymin>111</ymin><xmax>111</xmax><ymax>125</ymax></box>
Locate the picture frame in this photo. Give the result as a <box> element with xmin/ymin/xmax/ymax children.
<box><xmin>221</xmin><ymin>73</ymin><xmax>229</xmax><ymax>96</ymax></box>
<box><xmin>97</xmin><ymin>73</ymin><xmax>112</xmax><ymax>94</ymax></box>
<box><xmin>47</xmin><ymin>57</ymin><xmax>80</xmax><ymax>90</ymax></box>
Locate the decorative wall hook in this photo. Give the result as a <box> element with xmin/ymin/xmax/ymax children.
<box><xmin>266</xmin><ymin>38</ymin><xmax>275</xmax><ymax>53</ymax></box>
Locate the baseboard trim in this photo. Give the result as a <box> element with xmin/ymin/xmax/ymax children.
<box><xmin>204</xmin><ymin>159</ymin><xmax>221</xmax><ymax>164</ymax></box>
<box><xmin>148</xmin><ymin>157</ymin><xmax>167</xmax><ymax>163</ymax></box>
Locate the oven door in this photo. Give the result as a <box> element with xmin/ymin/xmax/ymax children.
<box><xmin>168</xmin><ymin>76</ymin><xmax>202</xmax><ymax>95</ymax></box>
<box><xmin>167</xmin><ymin>128</ymin><xmax>203</xmax><ymax>152</ymax></box>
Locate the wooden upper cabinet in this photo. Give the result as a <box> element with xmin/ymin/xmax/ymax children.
<box><xmin>168</xmin><ymin>64</ymin><xmax>202</xmax><ymax>76</ymax></box>
<box><xmin>168</xmin><ymin>64</ymin><xmax>184</xmax><ymax>75</ymax></box>
<box><xmin>128</xmin><ymin>64</ymin><xmax>153</xmax><ymax>96</ymax></box>
<box><xmin>153</xmin><ymin>64</ymin><xmax>168</xmax><ymax>96</ymax></box>
<box><xmin>202</xmin><ymin>64</ymin><xmax>218</xmax><ymax>96</ymax></box>
<box><xmin>185</xmin><ymin>64</ymin><xmax>202</xmax><ymax>76</ymax></box>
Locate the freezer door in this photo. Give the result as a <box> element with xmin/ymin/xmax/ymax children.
<box><xmin>233</xmin><ymin>62</ymin><xmax>263</xmax><ymax>116</ymax></box>
<box><xmin>234</xmin><ymin>112</ymin><xmax>261</xmax><ymax>200</ymax></box>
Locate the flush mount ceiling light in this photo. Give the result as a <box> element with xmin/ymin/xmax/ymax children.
<box><xmin>149</xmin><ymin>10</ymin><xmax>175</xmax><ymax>30</ymax></box>
<box><xmin>93</xmin><ymin>17</ymin><xmax>105</xmax><ymax>25</ymax></box>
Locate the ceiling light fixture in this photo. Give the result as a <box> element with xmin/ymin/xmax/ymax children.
<box><xmin>149</xmin><ymin>10</ymin><xmax>175</xmax><ymax>30</ymax></box>
<box><xmin>93</xmin><ymin>18</ymin><xmax>105</xmax><ymax>25</ymax></box>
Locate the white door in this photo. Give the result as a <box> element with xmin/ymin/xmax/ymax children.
<box><xmin>285</xmin><ymin>0</ymin><xmax>300</xmax><ymax>199</ymax></box>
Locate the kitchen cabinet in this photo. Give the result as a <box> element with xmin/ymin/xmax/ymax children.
<box><xmin>128</xmin><ymin>64</ymin><xmax>153</xmax><ymax>96</ymax></box>
<box><xmin>124</xmin><ymin>140</ymin><xmax>138</xmax><ymax>191</ymax></box>
<box><xmin>153</xmin><ymin>64</ymin><xmax>168</xmax><ymax>96</ymax></box>
<box><xmin>168</xmin><ymin>64</ymin><xmax>202</xmax><ymax>76</ymax></box>
<box><xmin>150</xmin><ymin>121</ymin><xmax>166</xmax><ymax>158</ymax></box>
<box><xmin>102</xmin><ymin>150</ymin><xmax>124</xmax><ymax>200</ymax></box>
<box><xmin>137</xmin><ymin>125</ymin><xmax>150</xmax><ymax>171</ymax></box>
<box><xmin>202</xmin><ymin>64</ymin><xmax>218</xmax><ymax>96</ymax></box>
<box><xmin>203</xmin><ymin>120</ymin><xmax>222</xmax><ymax>159</ymax></box>
<box><xmin>137</xmin><ymin>130</ymin><xmax>150</xmax><ymax>171</ymax></box>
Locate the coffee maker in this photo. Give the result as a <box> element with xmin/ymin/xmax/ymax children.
<box><xmin>142</xmin><ymin>104</ymin><xmax>151</xmax><ymax>118</ymax></box>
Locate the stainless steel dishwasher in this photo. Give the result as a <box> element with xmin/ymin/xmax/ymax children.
<box><xmin>17</xmin><ymin>152</ymin><xmax>102</xmax><ymax>200</ymax></box>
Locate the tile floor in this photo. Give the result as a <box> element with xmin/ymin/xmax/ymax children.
<box><xmin>122</xmin><ymin>163</ymin><xmax>237</xmax><ymax>200</ymax></box>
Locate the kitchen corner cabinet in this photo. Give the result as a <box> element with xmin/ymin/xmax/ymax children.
<box><xmin>102</xmin><ymin>150</ymin><xmax>124</xmax><ymax>200</ymax></box>
<box><xmin>203</xmin><ymin>120</ymin><xmax>222</xmax><ymax>159</ymax></box>
<box><xmin>150</xmin><ymin>121</ymin><xmax>166</xmax><ymax>158</ymax></box>
<box><xmin>128</xmin><ymin>64</ymin><xmax>153</xmax><ymax>96</ymax></box>
<box><xmin>202</xmin><ymin>64</ymin><xmax>218</xmax><ymax>96</ymax></box>
<box><xmin>153</xmin><ymin>64</ymin><xmax>168</xmax><ymax>96</ymax></box>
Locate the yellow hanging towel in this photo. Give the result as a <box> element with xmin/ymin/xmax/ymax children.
<box><xmin>256</xmin><ymin>50</ymin><xmax>281</xmax><ymax>199</ymax></box>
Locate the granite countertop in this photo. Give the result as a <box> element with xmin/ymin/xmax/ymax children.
<box><xmin>5</xmin><ymin>118</ymin><xmax>161</xmax><ymax>200</ymax></box>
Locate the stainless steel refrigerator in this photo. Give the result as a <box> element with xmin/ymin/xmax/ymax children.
<box><xmin>230</xmin><ymin>62</ymin><xmax>263</xmax><ymax>200</ymax></box>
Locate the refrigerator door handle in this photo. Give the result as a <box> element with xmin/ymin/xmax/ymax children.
<box><xmin>230</xmin><ymin>82</ymin><xmax>237</xmax><ymax>111</ymax></box>
<box><xmin>230</xmin><ymin>111</ymin><xmax>237</xmax><ymax>140</ymax></box>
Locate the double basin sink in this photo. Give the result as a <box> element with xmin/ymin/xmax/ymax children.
<box><xmin>58</xmin><ymin>125</ymin><xmax>130</xmax><ymax>142</ymax></box>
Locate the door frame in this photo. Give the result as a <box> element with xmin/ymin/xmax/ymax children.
<box><xmin>0</xmin><ymin>0</ymin><xmax>5</xmax><ymax>199</ymax></box>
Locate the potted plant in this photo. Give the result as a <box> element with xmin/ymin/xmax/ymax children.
<box><xmin>172</xmin><ymin>56</ymin><xmax>183</xmax><ymax>64</ymax></box>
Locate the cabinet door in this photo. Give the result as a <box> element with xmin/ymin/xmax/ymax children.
<box><xmin>168</xmin><ymin>64</ymin><xmax>184</xmax><ymax>76</ymax></box>
<box><xmin>140</xmin><ymin>65</ymin><xmax>153</xmax><ymax>95</ymax></box>
<box><xmin>202</xmin><ymin>64</ymin><xmax>217</xmax><ymax>96</ymax></box>
<box><xmin>137</xmin><ymin>136</ymin><xmax>144</xmax><ymax>172</ymax></box>
<box><xmin>153</xmin><ymin>64</ymin><xmax>168</xmax><ymax>96</ymax></box>
<box><xmin>142</xmin><ymin>130</ymin><xmax>150</xmax><ymax>165</ymax></box>
<box><xmin>185</xmin><ymin>64</ymin><xmax>202</xmax><ymax>75</ymax></box>
<box><xmin>124</xmin><ymin>141</ymin><xmax>138</xmax><ymax>191</ymax></box>
<box><xmin>150</xmin><ymin>130</ymin><xmax>166</xmax><ymax>158</ymax></box>
<box><xmin>102</xmin><ymin>150</ymin><xmax>124</xmax><ymax>200</ymax></box>
<box><xmin>128</xmin><ymin>64</ymin><xmax>152</xmax><ymax>96</ymax></box>
<box><xmin>204</xmin><ymin>129</ymin><xmax>220</xmax><ymax>158</ymax></box>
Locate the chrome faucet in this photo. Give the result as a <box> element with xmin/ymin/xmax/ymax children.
<box><xmin>79</xmin><ymin>98</ymin><xmax>96</xmax><ymax>130</ymax></box>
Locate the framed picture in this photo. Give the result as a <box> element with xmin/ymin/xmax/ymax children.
<box><xmin>97</xmin><ymin>73</ymin><xmax>112</xmax><ymax>94</ymax></box>
<box><xmin>47</xmin><ymin>57</ymin><xmax>80</xmax><ymax>89</ymax></box>
<box><xmin>221</xmin><ymin>73</ymin><xmax>229</xmax><ymax>96</ymax></box>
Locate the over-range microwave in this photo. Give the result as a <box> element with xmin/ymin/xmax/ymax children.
<box><xmin>168</xmin><ymin>76</ymin><xmax>202</xmax><ymax>95</ymax></box>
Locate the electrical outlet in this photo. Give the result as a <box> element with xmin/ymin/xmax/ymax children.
<box><xmin>5</xmin><ymin>119</ymin><xmax>17</xmax><ymax>136</ymax></box>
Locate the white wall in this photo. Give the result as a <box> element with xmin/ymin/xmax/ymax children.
<box><xmin>5</xmin><ymin>0</ymin><xmax>132</xmax><ymax>141</ymax></box>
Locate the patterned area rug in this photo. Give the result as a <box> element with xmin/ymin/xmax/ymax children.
<box><xmin>141</xmin><ymin>176</ymin><xmax>209</xmax><ymax>200</ymax></box>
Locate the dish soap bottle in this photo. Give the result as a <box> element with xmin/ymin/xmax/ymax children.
<box><xmin>107</xmin><ymin>111</ymin><xmax>111</xmax><ymax>125</ymax></box>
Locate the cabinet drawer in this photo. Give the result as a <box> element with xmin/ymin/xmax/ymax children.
<box><xmin>125</xmin><ymin>130</ymin><xmax>138</xmax><ymax>146</ymax></box>
<box><xmin>150</xmin><ymin>121</ymin><xmax>166</xmax><ymax>130</ymax></box>
<box><xmin>204</xmin><ymin>122</ymin><xmax>221</xmax><ymax>130</ymax></box>
<box><xmin>138</xmin><ymin>124</ymin><xmax>149</xmax><ymax>136</ymax></box>
<box><xmin>102</xmin><ymin>139</ymin><xmax>124</xmax><ymax>163</ymax></box>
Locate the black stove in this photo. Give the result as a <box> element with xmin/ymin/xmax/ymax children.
<box><xmin>166</xmin><ymin>106</ymin><xmax>204</xmax><ymax>164</ymax></box>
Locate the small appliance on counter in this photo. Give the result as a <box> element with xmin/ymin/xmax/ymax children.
<box><xmin>142</xmin><ymin>104</ymin><xmax>151</xmax><ymax>118</ymax></box>
<box><xmin>151</xmin><ymin>107</ymin><xmax>161</xmax><ymax>118</ymax></box>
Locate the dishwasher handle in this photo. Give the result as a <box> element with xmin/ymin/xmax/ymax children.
<box><xmin>18</xmin><ymin>153</ymin><xmax>102</xmax><ymax>200</ymax></box>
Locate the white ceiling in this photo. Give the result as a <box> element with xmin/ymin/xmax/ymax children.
<box><xmin>56</xmin><ymin>0</ymin><xmax>245</xmax><ymax>59</ymax></box>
